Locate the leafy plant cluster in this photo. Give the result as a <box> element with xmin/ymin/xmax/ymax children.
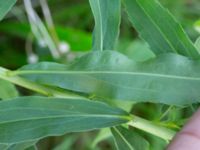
<box><xmin>0</xmin><ymin>0</ymin><xmax>200</xmax><ymax>150</ymax></box>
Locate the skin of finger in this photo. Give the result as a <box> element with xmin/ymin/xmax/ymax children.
<box><xmin>167</xmin><ymin>109</ymin><xmax>200</xmax><ymax>150</ymax></box>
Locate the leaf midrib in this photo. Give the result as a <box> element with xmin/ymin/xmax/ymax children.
<box><xmin>135</xmin><ymin>0</ymin><xmax>177</xmax><ymax>53</ymax></box>
<box><xmin>0</xmin><ymin>114</ymin><xmax>128</xmax><ymax>125</ymax></box>
<box><xmin>132</xmin><ymin>0</ymin><xmax>193</xmax><ymax>56</ymax></box>
<box><xmin>14</xmin><ymin>70</ymin><xmax>200</xmax><ymax>81</ymax></box>
<box><xmin>97</xmin><ymin>0</ymin><xmax>103</xmax><ymax>51</ymax></box>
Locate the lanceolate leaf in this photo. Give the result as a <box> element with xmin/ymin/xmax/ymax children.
<box><xmin>89</xmin><ymin>0</ymin><xmax>121</xmax><ymax>51</ymax></box>
<box><xmin>0</xmin><ymin>79</ymin><xmax>18</xmax><ymax>99</ymax></box>
<box><xmin>0</xmin><ymin>0</ymin><xmax>17</xmax><ymax>20</ymax></box>
<box><xmin>0</xmin><ymin>96</ymin><xmax>130</xmax><ymax>144</ymax></box>
<box><xmin>123</xmin><ymin>0</ymin><xmax>199</xmax><ymax>59</ymax></box>
<box><xmin>111</xmin><ymin>126</ymin><xmax>149</xmax><ymax>150</ymax></box>
<box><xmin>18</xmin><ymin>50</ymin><xmax>200</xmax><ymax>105</ymax></box>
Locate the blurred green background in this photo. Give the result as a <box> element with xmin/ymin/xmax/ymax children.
<box><xmin>1</xmin><ymin>0</ymin><xmax>199</xmax><ymax>69</ymax></box>
<box><xmin>0</xmin><ymin>0</ymin><xmax>200</xmax><ymax>149</ymax></box>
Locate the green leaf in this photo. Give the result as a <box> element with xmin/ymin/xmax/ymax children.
<box><xmin>0</xmin><ymin>79</ymin><xmax>18</xmax><ymax>99</ymax></box>
<box><xmin>0</xmin><ymin>0</ymin><xmax>16</xmax><ymax>20</ymax></box>
<box><xmin>195</xmin><ymin>37</ymin><xmax>200</xmax><ymax>52</ymax></box>
<box><xmin>25</xmin><ymin>145</ymin><xmax>37</xmax><ymax>150</ymax></box>
<box><xmin>53</xmin><ymin>135</ymin><xmax>78</xmax><ymax>150</ymax></box>
<box><xmin>8</xmin><ymin>142</ymin><xmax>36</xmax><ymax>150</ymax></box>
<box><xmin>0</xmin><ymin>96</ymin><xmax>130</xmax><ymax>144</ymax></box>
<box><xmin>18</xmin><ymin>50</ymin><xmax>200</xmax><ymax>105</ymax></box>
<box><xmin>122</xmin><ymin>0</ymin><xmax>199</xmax><ymax>59</ymax></box>
<box><xmin>111</xmin><ymin>126</ymin><xmax>149</xmax><ymax>150</ymax></box>
<box><xmin>91</xmin><ymin>128</ymin><xmax>112</xmax><ymax>148</ymax></box>
<box><xmin>0</xmin><ymin>141</ymin><xmax>36</xmax><ymax>150</ymax></box>
<box><xmin>89</xmin><ymin>0</ymin><xmax>121</xmax><ymax>51</ymax></box>
<box><xmin>118</xmin><ymin>40</ymin><xmax>155</xmax><ymax>62</ymax></box>
<box><xmin>194</xmin><ymin>20</ymin><xmax>200</xmax><ymax>34</ymax></box>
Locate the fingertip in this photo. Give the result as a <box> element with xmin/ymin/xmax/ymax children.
<box><xmin>167</xmin><ymin>132</ymin><xmax>200</xmax><ymax>150</ymax></box>
<box><xmin>167</xmin><ymin>109</ymin><xmax>200</xmax><ymax>150</ymax></box>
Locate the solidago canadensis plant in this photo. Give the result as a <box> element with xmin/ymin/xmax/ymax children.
<box><xmin>0</xmin><ymin>0</ymin><xmax>200</xmax><ymax>149</ymax></box>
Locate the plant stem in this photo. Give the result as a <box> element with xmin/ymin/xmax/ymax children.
<box><xmin>128</xmin><ymin>115</ymin><xmax>176</xmax><ymax>142</ymax></box>
<box><xmin>39</xmin><ymin>0</ymin><xmax>60</xmax><ymax>49</ymax></box>
<box><xmin>0</xmin><ymin>67</ymin><xmax>84</xmax><ymax>99</ymax></box>
<box><xmin>24</xmin><ymin>0</ymin><xmax>60</xmax><ymax>58</ymax></box>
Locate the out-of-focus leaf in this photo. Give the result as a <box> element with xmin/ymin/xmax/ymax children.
<box><xmin>123</xmin><ymin>0</ymin><xmax>199</xmax><ymax>59</ymax></box>
<box><xmin>53</xmin><ymin>135</ymin><xmax>78</xmax><ymax>150</ymax></box>
<box><xmin>0</xmin><ymin>47</ymin><xmax>26</xmax><ymax>68</ymax></box>
<box><xmin>89</xmin><ymin>0</ymin><xmax>121</xmax><ymax>51</ymax></box>
<box><xmin>18</xmin><ymin>50</ymin><xmax>200</xmax><ymax>106</ymax></box>
<box><xmin>0</xmin><ymin>79</ymin><xmax>18</xmax><ymax>99</ymax></box>
<box><xmin>0</xmin><ymin>23</ymin><xmax>29</xmax><ymax>38</ymax></box>
<box><xmin>52</xmin><ymin>3</ymin><xmax>92</xmax><ymax>29</ymax></box>
<box><xmin>194</xmin><ymin>20</ymin><xmax>200</xmax><ymax>52</ymax></box>
<box><xmin>118</xmin><ymin>40</ymin><xmax>155</xmax><ymax>62</ymax></box>
<box><xmin>0</xmin><ymin>96</ymin><xmax>130</xmax><ymax>144</ymax></box>
<box><xmin>25</xmin><ymin>145</ymin><xmax>37</xmax><ymax>150</ymax></box>
<box><xmin>0</xmin><ymin>0</ymin><xmax>16</xmax><ymax>20</ymax></box>
<box><xmin>111</xmin><ymin>126</ymin><xmax>149</xmax><ymax>150</ymax></box>
<box><xmin>195</xmin><ymin>37</ymin><xmax>200</xmax><ymax>52</ymax></box>
<box><xmin>91</xmin><ymin>128</ymin><xmax>112</xmax><ymax>148</ymax></box>
<box><xmin>194</xmin><ymin>20</ymin><xmax>200</xmax><ymax>33</ymax></box>
<box><xmin>148</xmin><ymin>134</ymin><xmax>167</xmax><ymax>150</ymax></box>
<box><xmin>0</xmin><ymin>22</ymin><xmax>91</xmax><ymax>51</ymax></box>
<box><xmin>56</xmin><ymin>25</ymin><xmax>91</xmax><ymax>51</ymax></box>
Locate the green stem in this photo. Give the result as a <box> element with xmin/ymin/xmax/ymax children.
<box><xmin>128</xmin><ymin>115</ymin><xmax>176</xmax><ymax>142</ymax></box>
<box><xmin>0</xmin><ymin>67</ymin><xmax>84</xmax><ymax>99</ymax></box>
<box><xmin>40</xmin><ymin>0</ymin><xmax>60</xmax><ymax>49</ymax></box>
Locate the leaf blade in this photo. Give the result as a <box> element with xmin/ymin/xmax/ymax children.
<box><xmin>123</xmin><ymin>0</ymin><xmax>199</xmax><ymax>59</ymax></box>
<box><xmin>0</xmin><ymin>79</ymin><xmax>18</xmax><ymax>99</ymax></box>
<box><xmin>0</xmin><ymin>0</ymin><xmax>17</xmax><ymax>20</ymax></box>
<box><xmin>0</xmin><ymin>96</ymin><xmax>130</xmax><ymax>144</ymax></box>
<box><xmin>17</xmin><ymin>50</ymin><xmax>200</xmax><ymax>106</ymax></box>
<box><xmin>111</xmin><ymin>126</ymin><xmax>149</xmax><ymax>150</ymax></box>
<box><xmin>6</xmin><ymin>141</ymin><xmax>36</xmax><ymax>150</ymax></box>
<box><xmin>89</xmin><ymin>0</ymin><xmax>121</xmax><ymax>51</ymax></box>
<box><xmin>195</xmin><ymin>37</ymin><xmax>200</xmax><ymax>52</ymax></box>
